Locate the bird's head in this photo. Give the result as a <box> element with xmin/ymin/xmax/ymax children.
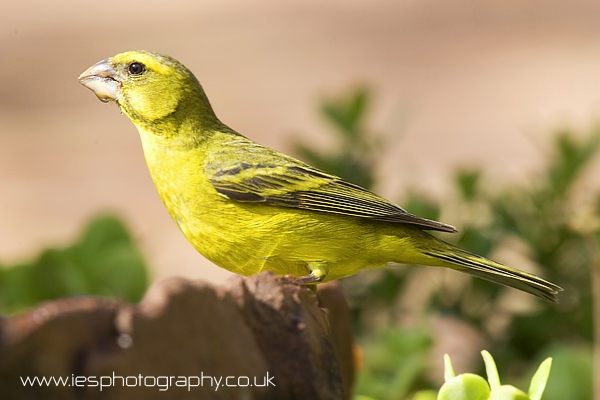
<box><xmin>78</xmin><ymin>50</ymin><xmax>215</xmax><ymax>128</ymax></box>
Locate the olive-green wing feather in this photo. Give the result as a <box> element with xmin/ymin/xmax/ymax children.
<box><xmin>205</xmin><ymin>151</ymin><xmax>457</xmax><ymax>233</ymax></box>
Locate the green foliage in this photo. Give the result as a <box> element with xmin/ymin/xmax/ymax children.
<box><xmin>294</xmin><ymin>87</ymin><xmax>383</xmax><ymax>189</ymax></box>
<box><xmin>476</xmin><ymin>131</ymin><xmax>599</xmax><ymax>369</ymax></box>
<box><xmin>294</xmin><ymin>87</ymin><xmax>599</xmax><ymax>399</ymax></box>
<box><xmin>546</xmin><ymin>130</ymin><xmax>600</xmax><ymax>198</ymax></box>
<box><xmin>0</xmin><ymin>215</ymin><xmax>149</xmax><ymax>315</ymax></box>
<box><xmin>354</xmin><ymin>326</ymin><xmax>434</xmax><ymax>400</ymax></box>
<box><xmin>455</xmin><ymin>169</ymin><xmax>482</xmax><ymax>202</ymax></box>
<box><xmin>433</xmin><ymin>352</ymin><xmax>551</xmax><ymax>400</ymax></box>
<box><xmin>531</xmin><ymin>344</ymin><xmax>593</xmax><ymax>400</ymax></box>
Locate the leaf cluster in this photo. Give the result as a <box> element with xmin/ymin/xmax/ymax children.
<box><xmin>294</xmin><ymin>87</ymin><xmax>599</xmax><ymax>400</ymax></box>
<box><xmin>0</xmin><ymin>215</ymin><xmax>149</xmax><ymax>315</ymax></box>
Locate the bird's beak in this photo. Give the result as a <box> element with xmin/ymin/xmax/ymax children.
<box><xmin>78</xmin><ymin>59</ymin><xmax>120</xmax><ymax>103</ymax></box>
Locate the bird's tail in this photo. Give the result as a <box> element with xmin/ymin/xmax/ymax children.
<box><xmin>423</xmin><ymin>244</ymin><xmax>562</xmax><ymax>303</ymax></box>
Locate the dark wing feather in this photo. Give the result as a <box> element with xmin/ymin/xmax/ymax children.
<box><xmin>206</xmin><ymin>157</ymin><xmax>456</xmax><ymax>233</ymax></box>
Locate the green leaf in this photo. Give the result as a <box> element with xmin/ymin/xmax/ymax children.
<box><xmin>482</xmin><ymin>350</ymin><xmax>501</xmax><ymax>389</ymax></box>
<box><xmin>528</xmin><ymin>358</ymin><xmax>552</xmax><ymax>400</ymax></box>
<box><xmin>489</xmin><ymin>385</ymin><xmax>529</xmax><ymax>400</ymax></box>
<box><xmin>0</xmin><ymin>214</ymin><xmax>149</xmax><ymax>315</ymax></box>
<box><xmin>437</xmin><ymin>373</ymin><xmax>490</xmax><ymax>400</ymax></box>
<box><xmin>444</xmin><ymin>354</ymin><xmax>456</xmax><ymax>381</ymax></box>
<box><xmin>547</xmin><ymin>130</ymin><xmax>600</xmax><ymax>198</ymax></box>
<box><xmin>321</xmin><ymin>87</ymin><xmax>369</xmax><ymax>140</ymax></box>
<box><xmin>456</xmin><ymin>169</ymin><xmax>481</xmax><ymax>201</ymax></box>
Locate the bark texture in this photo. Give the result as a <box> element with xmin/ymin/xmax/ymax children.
<box><xmin>0</xmin><ymin>272</ymin><xmax>353</xmax><ymax>400</ymax></box>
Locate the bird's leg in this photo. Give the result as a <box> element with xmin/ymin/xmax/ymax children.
<box><xmin>294</xmin><ymin>262</ymin><xmax>328</xmax><ymax>284</ymax></box>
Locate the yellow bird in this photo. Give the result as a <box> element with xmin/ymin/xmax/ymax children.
<box><xmin>78</xmin><ymin>50</ymin><xmax>561</xmax><ymax>302</ymax></box>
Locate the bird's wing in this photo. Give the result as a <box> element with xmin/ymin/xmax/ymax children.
<box><xmin>205</xmin><ymin>151</ymin><xmax>456</xmax><ymax>233</ymax></box>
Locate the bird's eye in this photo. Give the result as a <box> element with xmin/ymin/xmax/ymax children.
<box><xmin>128</xmin><ymin>62</ymin><xmax>145</xmax><ymax>75</ymax></box>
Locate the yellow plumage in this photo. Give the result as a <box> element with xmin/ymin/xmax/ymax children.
<box><xmin>79</xmin><ymin>50</ymin><xmax>562</xmax><ymax>302</ymax></box>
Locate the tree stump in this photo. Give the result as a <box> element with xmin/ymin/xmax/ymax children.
<box><xmin>0</xmin><ymin>272</ymin><xmax>353</xmax><ymax>399</ymax></box>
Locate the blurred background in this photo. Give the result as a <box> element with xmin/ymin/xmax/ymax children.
<box><xmin>2</xmin><ymin>0</ymin><xmax>600</xmax><ymax>398</ymax></box>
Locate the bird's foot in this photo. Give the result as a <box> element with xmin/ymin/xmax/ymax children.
<box><xmin>294</xmin><ymin>262</ymin><xmax>328</xmax><ymax>285</ymax></box>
